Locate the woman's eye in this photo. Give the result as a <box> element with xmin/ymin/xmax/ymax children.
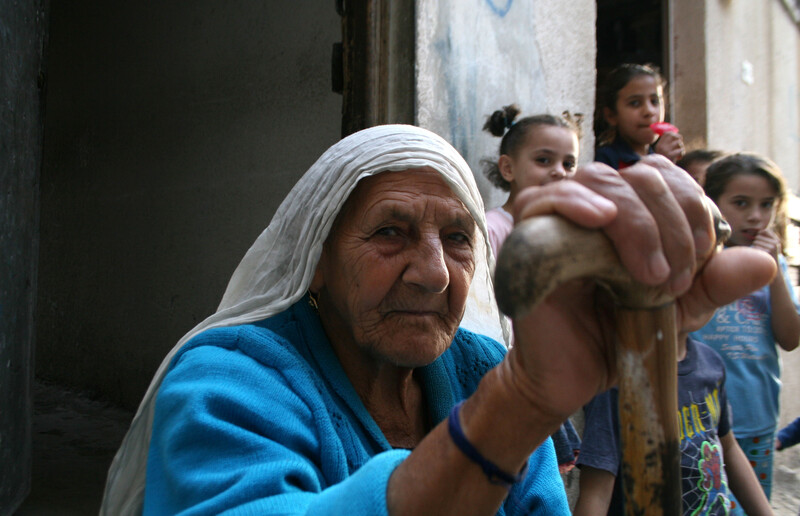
<box><xmin>446</xmin><ymin>231</ymin><xmax>472</xmax><ymax>246</ymax></box>
<box><xmin>375</xmin><ymin>226</ymin><xmax>401</xmax><ymax>237</ymax></box>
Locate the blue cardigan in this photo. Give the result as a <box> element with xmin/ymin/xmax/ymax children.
<box><xmin>144</xmin><ymin>296</ymin><xmax>568</xmax><ymax>515</ymax></box>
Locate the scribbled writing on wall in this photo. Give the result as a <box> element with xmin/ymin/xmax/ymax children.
<box><xmin>485</xmin><ymin>0</ymin><xmax>513</xmax><ymax>17</ymax></box>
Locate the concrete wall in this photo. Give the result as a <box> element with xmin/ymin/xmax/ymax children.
<box><xmin>416</xmin><ymin>0</ymin><xmax>597</xmax><ymax>210</ymax></box>
<box><xmin>36</xmin><ymin>3</ymin><xmax>342</xmax><ymax>408</ymax></box>
<box><xmin>672</xmin><ymin>1</ymin><xmax>709</xmax><ymax>151</ymax></box>
<box><xmin>697</xmin><ymin>0</ymin><xmax>800</xmax><ymax>190</ymax></box>
<box><xmin>1</xmin><ymin>2</ymin><xmax>47</xmax><ymax>512</ymax></box>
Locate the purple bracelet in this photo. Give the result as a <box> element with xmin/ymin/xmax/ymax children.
<box><xmin>447</xmin><ymin>400</ymin><xmax>529</xmax><ymax>488</ymax></box>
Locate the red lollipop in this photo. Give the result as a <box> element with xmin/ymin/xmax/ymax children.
<box><xmin>650</xmin><ymin>122</ymin><xmax>679</xmax><ymax>136</ymax></box>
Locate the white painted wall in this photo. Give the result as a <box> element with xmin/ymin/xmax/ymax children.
<box><xmin>416</xmin><ymin>0</ymin><xmax>597</xmax><ymax>210</ymax></box>
<box><xmin>703</xmin><ymin>0</ymin><xmax>800</xmax><ymax>191</ymax></box>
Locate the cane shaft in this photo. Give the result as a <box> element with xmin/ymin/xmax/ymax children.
<box><xmin>616</xmin><ymin>304</ymin><xmax>681</xmax><ymax>516</ymax></box>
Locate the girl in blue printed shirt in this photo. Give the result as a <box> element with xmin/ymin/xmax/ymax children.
<box><xmin>692</xmin><ymin>152</ymin><xmax>800</xmax><ymax>500</ymax></box>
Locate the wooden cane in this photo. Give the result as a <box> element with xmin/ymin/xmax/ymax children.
<box><xmin>493</xmin><ymin>208</ymin><xmax>728</xmax><ymax>516</ymax></box>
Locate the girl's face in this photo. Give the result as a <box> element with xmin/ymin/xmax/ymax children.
<box><xmin>604</xmin><ymin>74</ymin><xmax>665</xmax><ymax>154</ymax></box>
<box><xmin>715</xmin><ymin>173</ymin><xmax>778</xmax><ymax>247</ymax></box>
<box><xmin>499</xmin><ymin>125</ymin><xmax>579</xmax><ymax>193</ymax></box>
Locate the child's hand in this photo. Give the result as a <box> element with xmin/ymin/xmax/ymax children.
<box><xmin>653</xmin><ymin>131</ymin><xmax>685</xmax><ymax>163</ymax></box>
<box><xmin>776</xmin><ymin>437</ymin><xmax>783</xmax><ymax>451</ymax></box>
<box><xmin>752</xmin><ymin>228</ymin><xmax>781</xmax><ymax>262</ymax></box>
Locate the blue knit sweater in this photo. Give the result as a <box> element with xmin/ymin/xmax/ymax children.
<box><xmin>144</xmin><ymin>296</ymin><xmax>568</xmax><ymax>515</ymax></box>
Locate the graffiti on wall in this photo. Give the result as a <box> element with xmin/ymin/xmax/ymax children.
<box><xmin>486</xmin><ymin>0</ymin><xmax>513</xmax><ymax>17</ymax></box>
<box><xmin>417</xmin><ymin>0</ymin><xmax>546</xmax><ymax>208</ymax></box>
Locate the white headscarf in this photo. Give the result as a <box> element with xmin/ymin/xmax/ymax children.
<box><xmin>101</xmin><ymin>124</ymin><xmax>509</xmax><ymax>515</ymax></box>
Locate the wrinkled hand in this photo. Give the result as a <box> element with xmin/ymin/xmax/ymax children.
<box><xmin>653</xmin><ymin>131</ymin><xmax>685</xmax><ymax>163</ymax></box>
<box><xmin>502</xmin><ymin>156</ymin><xmax>776</xmax><ymax>424</ymax></box>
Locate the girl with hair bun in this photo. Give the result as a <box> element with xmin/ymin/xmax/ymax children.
<box><xmin>482</xmin><ymin>104</ymin><xmax>583</xmax><ymax>474</ymax></box>
<box><xmin>481</xmin><ymin>104</ymin><xmax>581</xmax><ymax>255</ymax></box>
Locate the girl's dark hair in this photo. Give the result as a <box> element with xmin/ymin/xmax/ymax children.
<box><xmin>481</xmin><ymin>104</ymin><xmax>581</xmax><ymax>191</ymax></box>
<box><xmin>704</xmin><ymin>152</ymin><xmax>789</xmax><ymax>252</ymax></box>
<box><xmin>676</xmin><ymin>149</ymin><xmax>725</xmax><ymax>171</ymax></box>
<box><xmin>594</xmin><ymin>63</ymin><xmax>665</xmax><ymax>146</ymax></box>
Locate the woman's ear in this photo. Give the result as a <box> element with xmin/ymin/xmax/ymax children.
<box><xmin>498</xmin><ymin>155</ymin><xmax>515</xmax><ymax>183</ymax></box>
<box><xmin>310</xmin><ymin>248</ymin><xmax>327</xmax><ymax>293</ymax></box>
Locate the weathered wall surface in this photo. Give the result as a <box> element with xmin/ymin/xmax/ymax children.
<box><xmin>36</xmin><ymin>3</ymin><xmax>342</xmax><ymax>408</ymax></box>
<box><xmin>0</xmin><ymin>2</ymin><xmax>47</xmax><ymax>512</ymax></box>
<box><xmin>416</xmin><ymin>0</ymin><xmax>596</xmax><ymax>210</ymax></box>
<box><xmin>702</xmin><ymin>0</ymin><xmax>800</xmax><ymax>190</ymax></box>
<box><xmin>672</xmin><ymin>1</ymin><xmax>709</xmax><ymax>151</ymax></box>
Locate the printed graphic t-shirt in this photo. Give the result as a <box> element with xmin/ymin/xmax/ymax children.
<box><xmin>691</xmin><ymin>254</ymin><xmax>800</xmax><ymax>437</ymax></box>
<box><xmin>577</xmin><ymin>337</ymin><xmax>733</xmax><ymax>515</ymax></box>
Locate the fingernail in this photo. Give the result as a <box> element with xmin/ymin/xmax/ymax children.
<box><xmin>670</xmin><ymin>268</ymin><xmax>693</xmax><ymax>296</ymax></box>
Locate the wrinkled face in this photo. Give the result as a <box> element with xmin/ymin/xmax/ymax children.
<box><xmin>311</xmin><ymin>168</ymin><xmax>477</xmax><ymax>369</ymax></box>
<box><xmin>605</xmin><ymin>74</ymin><xmax>665</xmax><ymax>152</ymax></box>
<box><xmin>501</xmin><ymin>125</ymin><xmax>579</xmax><ymax>192</ymax></box>
<box><xmin>715</xmin><ymin>173</ymin><xmax>778</xmax><ymax>247</ymax></box>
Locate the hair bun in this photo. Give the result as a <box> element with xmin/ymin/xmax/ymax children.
<box><xmin>502</xmin><ymin>104</ymin><xmax>520</xmax><ymax>129</ymax></box>
<box><xmin>482</xmin><ymin>104</ymin><xmax>521</xmax><ymax>137</ymax></box>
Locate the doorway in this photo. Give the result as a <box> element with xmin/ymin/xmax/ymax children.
<box><xmin>595</xmin><ymin>0</ymin><xmax>674</xmax><ymax>144</ymax></box>
<box><xmin>596</xmin><ymin>0</ymin><xmax>666</xmax><ymax>78</ymax></box>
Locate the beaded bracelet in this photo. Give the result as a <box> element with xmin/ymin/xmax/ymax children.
<box><xmin>447</xmin><ymin>400</ymin><xmax>529</xmax><ymax>488</ymax></box>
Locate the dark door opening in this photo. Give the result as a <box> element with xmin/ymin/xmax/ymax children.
<box><xmin>594</xmin><ymin>0</ymin><xmax>672</xmax><ymax>146</ymax></box>
<box><xmin>596</xmin><ymin>0</ymin><xmax>665</xmax><ymax>79</ymax></box>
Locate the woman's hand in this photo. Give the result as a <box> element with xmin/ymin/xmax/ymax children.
<box><xmin>501</xmin><ymin>156</ymin><xmax>776</xmax><ymax>423</ymax></box>
<box><xmin>387</xmin><ymin>156</ymin><xmax>776</xmax><ymax>516</ymax></box>
<box><xmin>653</xmin><ymin>131</ymin><xmax>685</xmax><ymax>163</ymax></box>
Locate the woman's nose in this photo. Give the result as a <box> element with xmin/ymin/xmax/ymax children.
<box><xmin>403</xmin><ymin>236</ymin><xmax>449</xmax><ymax>293</ymax></box>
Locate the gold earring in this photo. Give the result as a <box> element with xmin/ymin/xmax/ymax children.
<box><xmin>308</xmin><ymin>290</ymin><xmax>319</xmax><ymax>311</ymax></box>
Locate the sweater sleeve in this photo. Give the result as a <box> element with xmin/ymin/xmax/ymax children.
<box><xmin>143</xmin><ymin>343</ymin><xmax>406</xmax><ymax>516</ymax></box>
<box><xmin>144</xmin><ymin>328</ymin><xmax>570</xmax><ymax>516</ymax></box>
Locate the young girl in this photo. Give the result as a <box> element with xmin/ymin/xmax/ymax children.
<box><xmin>482</xmin><ymin>105</ymin><xmax>580</xmax><ymax>255</ymax></box>
<box><xmin>481</xmin><ymin>104</ymin><xmax>582</xmax><ymax>474</ymax></box>
<box><xmin>692</xmin><ymin>152</ymin><xmax>800</xmax><ymax>500</ymax></box>
<box><xmin>594</xmin><ymin>63</ymin><xmax>684</xmax><ymax>169</ymax></box>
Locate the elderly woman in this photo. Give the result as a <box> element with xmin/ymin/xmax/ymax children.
<box><xmin>102</xmin><ymin>125</ymin><xmax>774</xmax><ymax>515</ymax></box>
